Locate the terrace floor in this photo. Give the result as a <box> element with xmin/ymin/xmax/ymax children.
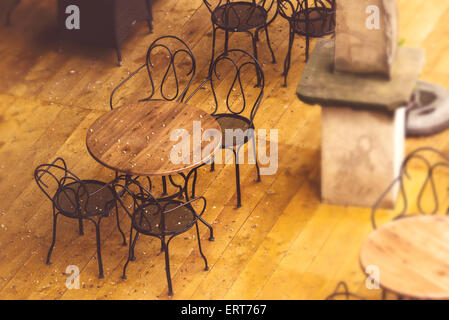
<box><xmin>1</xmin><ymin>0</ymin><xmax>449</xmax><ymax>300</ymax></box>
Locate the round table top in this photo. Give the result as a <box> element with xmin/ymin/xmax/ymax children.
<box><xmin>360</xmin><ymin>215</ymin><xmax>449</xmax><ymax>300</ymax></box>
<box><xmin>86</xmin><ymin>101</ymin><xmax>222</xmax><ymax>176</ymax></box>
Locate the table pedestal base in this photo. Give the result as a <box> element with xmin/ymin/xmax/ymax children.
<box><xmin>321</xmin><ymin>106</ymin><xmax>405</xmax><ymax>208</ymax></box>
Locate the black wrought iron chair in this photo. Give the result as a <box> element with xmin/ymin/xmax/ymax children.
<box><xmin>34</xmin><ymin>158</ymin><xmax>127</xmax><ymax>279</ymax></box>
<box><xmin>203</xmin><ymin>0</ymin><xmax>277</xmax><ymax>77</ymax></box>
<box><xmin>113</xmin><ymin>176</ymin><xmax>209</xmax><ymax>296</ymax></box>
<box><xmin>278</xmin><ymin>0</ymin><xmax>335</xmax><ymax>86</ymax></box>
<box><xmin>370</xmin><ymin>147</ymin><xmax>449</xmax><ymax>300</ymax></box>
<box><xmin>110</xmin><ymin>35</ymin><xmax>197</xmax><ymax>197</ymax></box>
<box><xmin>186</xmin><ymin>49</ymin><xmax>263</xmax><ymax>208</ymax></box>
<box><xmin>325</xmin><ymin>149</ymin><xmax>449</xmax><ymax>301</ymax></box>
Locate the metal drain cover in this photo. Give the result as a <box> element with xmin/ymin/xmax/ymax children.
<box><xmin>407</xmin><ymin>81</ymin><xmax>449</xmax><ymax>137</ymax></box>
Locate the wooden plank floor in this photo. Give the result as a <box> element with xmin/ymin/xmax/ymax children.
<box><xmin>1</xmin><ymin>0</ymin><xmax>449</xmax><ymax>300</ymax></box>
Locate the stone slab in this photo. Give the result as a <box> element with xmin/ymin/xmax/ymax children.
<box><xmin>335</xmin><ymin>0</ymin><xmax>398</xmax><ymax>77</ymax></box>
<box><xmin>321</xmin><ymin>106</ymin><xmax>406</xmax><ymax>208</ymax></box>
<box><xmin>296</xmin><ymin>39</ymin><xmax>425</xmax><ymax>112</ymax></box>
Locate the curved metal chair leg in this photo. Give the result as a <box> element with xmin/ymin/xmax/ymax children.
<box><xmin>210</xmin><ymin>156</ymin><xmax>215</xmax><ymax>172</ymax></box>
<box><xmin>122</xmin><ymin>227</ymin><xmax>138</xmax><ymax>280</ymax></box>
<box><xmin>46</xmin><ymin>211</ymin><xmax>59</xmax><ymax>265</ymax></box>
<box><xmin>305</xmin><ymin>36</ymin><xmax>310</xmax><ymax>62</ymax></box>
<box><xmin>78</xmin><ymin>217</ymin><xmax>84</xmax><ymax>236</ymax></box>
<box><xmin>233</xmin><ymin>148</ymin><xmax>242</xmax><ymax>208</ymax></box>
<box><xmin>191</xmin><ymin>169</ymin><xmax>198</xmax><ymax>198</ymax></box>
<box><xmin>130</xmin><ymin>232</ymin><xmax>139</xmax><ymax>261</ymax></box>
<box><xmin>249</xmin><ymin>31</ymin><xmax>261</xmax><ymax>87</ymax></box>
<box><xmin>163</xmin><ymin>238</ymin><xmax>174</xmax><ymax>296</ymax></box>
<box><xmin>161</xmin><ymin>176</ymin><xmax>168</xmax><ymax>196</ymax></box>
<box><xmin>209</xmin><ymin>25</ymin><xmax>217</xmax><ymax>74</ymax></box>
<box><xmin>264</xmin><ymin>26</ymin><xmax>276</xmax><ymax>64</ymax></box>
<box><xmin>283</xmin><ymin>26</ymin><xmax>295</xmax><ymax>87</ymax></box>
<box><xmin>115</xmin><ymin>203</ymin><xmax>127</xmax><ymax>246</ymax></box>
<box><xmin>198</xmin><ymin>216</ymin><xmax>215</xmax><ymax>241</ymax></box>
<box><xmin>160</xmin><ymin>238</ymin><xmax>165</xmax><ymax>252</ymax></box>
<box><xmin>195</xmin><ymin>222</ymin><xmax>209</xmax><ymax>271</ymax></box>
<box><xmin>224</xmin><ymin>29</ymin><xmax>229</xmax><ymax>55</ymax></box>
<box><xmin>94</xmin><ymin>218</ymin><xmax>104</xmax><ymax>279</ymax></box>
<box><xmin>251</xmin><ymin>134</ymin><xmax>261</xmax><ymax>182</ymax></box>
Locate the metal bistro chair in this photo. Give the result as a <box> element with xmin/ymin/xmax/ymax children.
<box><xmin>114</xmin><ymin>176</ymin><xmax>209</xmax><ymax>296</ymax></box>
<box><xmin>110</xmin><ymin>35</ymin><xmax>196</xmax><ymax>198</ymax></box>
<box><xmin>203</xmin><ymin>0</ymin><xmax>277</xmax><ymax>83</ymax></box>
<box><xmin>187</xmin><ymin>49</ymin><xmax>264</xmax><ymax>208</ymax></box>
<box><xmin>278</xmin><ymin>0</ymin><xmax>335</xmax><ymax>86</ymax></box>
<box><xmin>325</xmin><ymin>148</ymin><xmax>449</xmax><ymax>301</ymax></box>
<box><xmin>370</xmin><ymin>147</ymin><xmax>449</xmax><ymax>300</ymax></box>
<box><xmin>34</xmin><ymin>158</ymin><xmax>127</xmax><ymax>279</ymax></box>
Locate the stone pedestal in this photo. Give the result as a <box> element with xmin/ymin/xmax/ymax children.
<box><xmin>321</xmin><ymin>106</ymin><xmax>405</xmax><ymax>208</ymax></box>
<box><xmin>297</xmin><ymin>39</ymin><xmax>425</xmax><ymax>208</ymax></box>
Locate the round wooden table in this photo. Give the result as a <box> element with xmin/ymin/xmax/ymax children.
<box><xmin>360</xmin><ymin>215</ymin><xmax>449</xmax><ymax>300</ymax></box>
<box><xmin>86</xmin><ymin>100</ymin><xmax>221</xmax><ymax>177</ymax></box>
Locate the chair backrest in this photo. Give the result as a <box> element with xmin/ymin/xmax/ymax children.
<box><xmin>278</xmin><ymin>0</ymin><xmax>335</xmax><ymax>28</ymax></box>
<box><xmin>34</xmin><ymin>158</ymin><xmax>92</xmax><ymax>216</ymax></box>
<box><xmin>187</xmin><ymin>49</ymin><xmax>264</xmax><ymax>126</ymax></box>
<box><xmin>113</xmin><ymin>176</ymin><xmax>206</xmax><ymax>236</ymax></box>
<box><xmin>203</xmin><ymin>0</ymin><xmax>277</xmax><ymax>12</ymax></box>
<box><xmin>203</xmin><ymin>0</ymin><xmax>278</xmax><ymax>26</ymax></box>
<box><xmin>371</xmin><ymin>147</ymin><xmax>449</xmax><ymax>229</ymax></box>
<box><xmin>110</xmin><ymin>35</ymin><xmax>196</xmax><ymax>109</ymax></box>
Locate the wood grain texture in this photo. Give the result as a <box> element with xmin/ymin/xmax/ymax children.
<box><xmin>360</xmin><ymin>216</ymin><xmax>449</xmax><ymax>300</ymax></box>
<box><xmin>0</xmin><ymin>0</ymin><xmax>449</xmax><ymax>300</ymax></box>
<box><xmin>86</xmin><ymin>101</ymin><xmax>221</xmax><ymax>176</ymax></box>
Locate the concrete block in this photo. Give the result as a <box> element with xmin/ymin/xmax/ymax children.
<box><xmin>321</xmin><ymin>105</ymin><xmax>405</xmax><ymax>208</ymax></box>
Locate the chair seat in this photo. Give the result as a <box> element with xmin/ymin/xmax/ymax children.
<box><xmin>360</xmin><ymin>216</ymin><xmax>449</xmax><ymax>300</ymax></box>
<box><xmin>215</xmin><ymin>114</ymin><xmax>253</xmax><ymax>147</ymax></box>
<box><xmin>54</xmin><ymin>180</ymin><xmax>115</xmax><ymax>218</ymax></box>
<box><xmin>212</xmin><ymin>2</ymin><xmax>268</xmax><ymax>31</ymax></box>
<box><xmin>292</xmin><ymin>7</ymin><xmax>335</xmax><ymax>37</ymax></box>
<box><xmin>133</xmin><ymin>200</ymin><xmax>197</xmax><ymax>236</ymax></box>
